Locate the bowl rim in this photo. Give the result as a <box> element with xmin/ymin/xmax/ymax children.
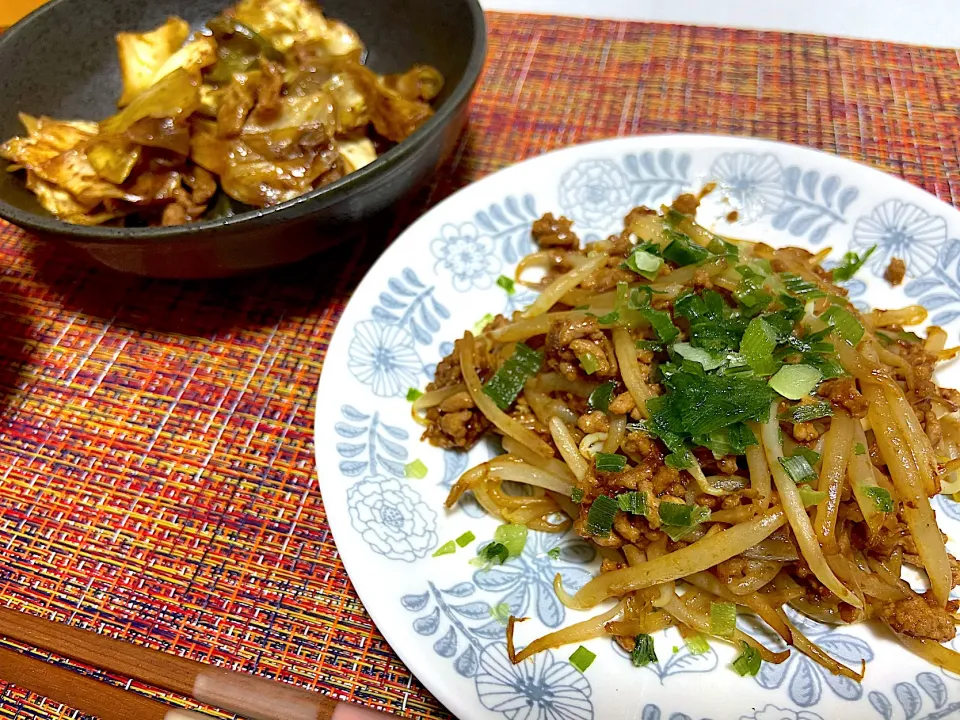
<box><xmin>0</xmin><ymin>0</ymin><xmax>488</xmax><ymax>241</ymax></box>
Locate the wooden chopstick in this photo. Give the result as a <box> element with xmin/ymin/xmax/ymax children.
<box><xmin>0</xmin><ymin>645</ymin><xmax>207</xmax><ymax>720</ymax></box>
<box><xmin>0</xmin><ymin>605</ymin><xmax>391</xmax><ymax>720</ymax></box>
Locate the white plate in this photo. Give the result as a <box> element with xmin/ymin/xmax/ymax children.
<box><xmin>315</xmin><ymin>134</ymin><xmax>960</xmax><ymax>720</ymax></box>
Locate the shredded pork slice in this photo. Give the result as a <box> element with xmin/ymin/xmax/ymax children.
<box><xmin>531</xmin><ymin>213</ymin><xmax>579</xmax><ymax>250</ymax></box>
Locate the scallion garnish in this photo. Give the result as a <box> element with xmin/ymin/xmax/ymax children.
<box><xmin>798</xmin><ymin>485</ymin><xmax>827</xmax><ymax>506</ymax></box>
<box><xmin>569</xmin><ymin>646</ymin><xmax>596</xmax><ymax>673</ymax></box>
<box><xmin>637</xmin><ymin>306</ymin><xmax>680</xmax><ymax>343</ymax></box>
<box><xmin>595</xmin><ymin>452</ymin><xmax>627</xmax><ymax>472</ymax></box>
<box><xmin>831</xmin><ymin>246</ymin><xmax>877</xmax><ymax>282</ymax></box>
<box><xmin>739</xmin><ymin>317</ymin><xmax>780</xmax><ymax>376</ymax></box>
<box><xmin>432</xmin><ymin>541</ymin><xmax>456</xmax><ymax>557</ymax></box>
<box><xmin>665</xmin><ymin>449</ymin><xmax>695</xmax><ymax>469</ymax></box>
<box><xmin>732</xmin><ymin>642</ymin><xmax>762</xmax><ymax>676</ymax></box>
<box><xmin>473</xmin><ymin>313</ymin><xmax>495</xmax><ymax>334</ymax></box>
<box><xmin>662</xmin><ymin>230</ymin><xmax>711</xmax><ymax>266</ymax></box>
<box><xmin>490</xmin><ymin>603</ymin><xmax>511</xmax><ymax>626</ymax></box>
<box><xmin>710</xmin><ymin>602</ymin><xmax>737</xmax><ymax>637</ymax></box>
<box><xmin>626</xmin><ymin>249</ymin><xmax>664</xmax><ymax>280</ymax></box>
<box><xmin>821</xmin><ymin>305</ymin><xmax>864</xmax><ymax>345</ymax></box>
<box><xmin>547</xmin><ymin>547</ymin><xmax>562</xmax><ymax>560</ymax></box>
<box><xmin>708</xmin><ymin>237</ymin><xmax>739</xmax><ymax>260</ymax></box>
<box><xmin>617</xmin><ymin>491</ymin><xmax>648</xmax><ymax>515</ymax></box>
<box><xmin>404</xmin><ymin>459</ymin><xmax>428</xmax><ymax>479</ymax></box>
<box><xmin>456</xmin><ymin>531</ymin><xmax>476</xmax><ymax>547</ymax></box>
<box><xmin>596</xmin><ymin>310</ymin><xmax>620</xmax><ymax>325</ymax></box>
<box><xmin>496</xmin><ymin>275</ymin><xmax>516</xmax><ymax>294</ymax></box>
<box><xmin>780</xmin><ymin>400</ymin><xmax>833</xmax><ymax>423</ymax></box>
<box><xmin>779</xmin><ymin>454</ymin><xmax>817</xmax><ymax>484</ymax></box>
<box><xmin>585</xmin><ymin>495</ymin><xmax>619</xmax><ymax>535</ymax></box>
<box><xmin>571</xmin><ymin>488</ymin><xmax>585</xmax><ymax>504</ymax></box>
<box><xmin>579</xmin><ymin>352</ymin><xmax>601</xmax><ymax>375</ymax></box>
<box><xmin>588</xmin><ymin>381</ymin><xmax>617</xmax><ymax>412</ymax></box>
<box><xmin>768</xmin><ymin>364</ymin><xmax>822</xmax><ymax>400</ymax></box>
<box><xmin>658</xmin><ymin>502</ymin><xmax>711</xmax><ymax>541</ymax></box>
<box><xmin>482</xmin><ymin>342</ymin><xmax>544</xmax><ymax>410</ymax></box>
<box><xmin>406</xmin><ymin>387</ymin><xmax>423</xmax><ymax>402</ymax></box>
<box><xmin>684</xmin><ymin>634</ymin><xmax>710</xmax><ymax>655</ymax></box>
<box><xmin>780</xmin><ymin>273</ymin><xmax>826</xmax><ymax>300</ymax></box>
<box><xmin>863</xmin><ymin>486</ymin><xmax>895</xmax><ymax>512</ymax></box>
<box><xmin>635</xmin><ymin>340</ymin><xmax>663</xmax><ymax>351</ymax></box>
<box><xmin>793</xmin><ymin>447</ymin><xmax>821</xmax><ymax>466</ymax></box>
<box><xmin>474</xmin><ymin>541</ymin><xmax>509</xmax><ymax>567</ymax></box>
<box><xmin>672</xmin><ymin>342</ymin><xmax>725</xmax><ymax>371</ymax></box>
<box><xmin>494</xmin><ymin>523</ymin><xmax>528</xmax><ymax>557</ymax></box>
<box><xmin>854</xmin><ymin>442</ymin><xmax>866</xmax><ymax>455</ymax></box>
<box><xmin>631</xmin><ymin>634</ymin><xmax>658</xmax><ymax>667</ymax></box>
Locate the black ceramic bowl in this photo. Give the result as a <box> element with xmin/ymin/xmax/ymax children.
<box><xmin>0</xmin><ymin>0</ymin><xmax>485</xmax><ymax>277</ymax></box>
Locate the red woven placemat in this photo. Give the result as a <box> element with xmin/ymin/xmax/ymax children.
<box><xmin>0</xmin><ymin>11</ymin><xmax>958</xmax><ymax>719</ymax></box>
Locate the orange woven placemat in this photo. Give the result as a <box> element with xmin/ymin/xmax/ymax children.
<box><xmin>0</xmin><ymin>11</ymin><xmax>958</xmax><ymax>719</ymax></box>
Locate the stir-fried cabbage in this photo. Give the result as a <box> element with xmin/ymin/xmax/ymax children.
<box><xmin>1</xmin><ymin>0</ymin><xmax>442</xmax><ymax>227</ymax></box>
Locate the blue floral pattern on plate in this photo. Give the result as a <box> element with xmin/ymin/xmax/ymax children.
<box><xmin>315</xmin><ymin>135</ymin><xmax>960</xmax><ymax>720</ymax></box>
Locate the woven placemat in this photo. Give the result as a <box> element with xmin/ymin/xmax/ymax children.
<box><xmin>0</xmin><ymin>11</ymin><xmax>958</xmax><ymax>719</ymax></box>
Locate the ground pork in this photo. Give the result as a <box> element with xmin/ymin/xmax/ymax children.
<box><xmin>884</xmin><ymin>257</ymin><xmax>906</xmax><ymax>286</ymax></box>
<box><xmin>879</xmin><ymin>591</ymin><xmax>957</xmax><ymax>642</ymax></box>
<box><xmin>531</xmin><ymin>213</ymin><xmax>579</xmax><ymax>250</ymax></box>
<box><xmin>817</xmin><ymin>377</ymin><xmax>869</xmax><ymax>418</ymax></box>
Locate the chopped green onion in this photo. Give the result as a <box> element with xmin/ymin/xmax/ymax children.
<box><xmin>637</xmin><ymin>306</ymin><xmax>680</xmax><ymax>343</ymax></box>
<box><xmin>406</xmin><ymin>387</ymin><xmax>423</xmax><ymax>402</ymax></box>
<box><xmin>578</xmin><ymin>352</ymin><xmax>600</xmax><ymax>375</ymax></box>
<box><xmin>405</xmin><ymin>459</ymin><xmax>428</xmax><ymax>479</ymax></box>
<box><xmin>635</xmin><ymin>340</ymin><xmax>663</xmax><ymax>351</ymax></box>
<box><xmin>854</xmin><ymin>442</ymin><xmax>866</xmax><ymax>456</ymax></box>
<box><xmin>779</xmin><ymin>454</ymin><xmax>817</xmax><ymax>484</ymax></box>
<box><xmin>595</xmin><ymin>452</ymin><xmax>627</xmax><ymax>472</ymax></box>
<box><xmin>547</xmin><ymin>547</ymin><xmax>562</xmax><ymax>560</ymax></box>
<box><xmin>768</xmin><ymin>364</ymin><xmax>822</xmax><ymax>400</ymax></box>
<box><xmin>710</xmin><ymin>602</ymin><xmax>737</xmax><ymax>638</ymax></box>
<box><xmin>433</xmin><ymin>541</ymin><xmax>456</xmax><ymax>557</ymax></box>
<box><xmin>631</xmin><ymin>634</ymin><xmax>658</xmax><ymax>667</ymax></box>
<box><xmin>456</xmin><ymin>531</ymin><xmax>476</xmax><ymax>547</ymax></box>
<box><xmin>474</xmin><ymin>541</ymin><xmax>509</xmax><ymax>567</ymax></box>
<box><xmin>588</xmin><ymin>381</ymin><xmax>617</xmax><ymax>412</ymax></box>
<box><xmin>863</xmin><ymin>486</ymin><xmax>895</xmax><ymax>512</ymax></box>
<box><xmin>494</xmin><ymin>524</ymin><xmax>528</xmax><ymax>557</ymax></box>
<box><xmin>569</xmin><ymin>646</ymin><xmax>596</xmax><ymax>673</ymax></box>
<box><xmin>658</xmin><ymin>502</ymin><xmax>711</xmax><ymax>541</ymax></box>
<box><xmin>821</xmin><ymin>305</ymin><xmax>865</xmax><ymax>345</ymax></box>
<box><xmin>831</xmin><ymin>246</ymin><xmax>877</xmax><ymax>282</ymax></box>
<box><xmin>780</xmin><ymin>273</ymin><xmax>826</xmax><ymax>299</ymax></box>
<box><xmin>708</xmin><ymin>237</ymin><xmax>739</xmax><ymax>260</ymax></box>
<box><xmin>793</xmin><ymin>447</ymin><xmax>821</xmax><ymax>467</ymax></box>
<box><xmin>490</xmin><ymin>603</ymin><xmax>511</xmax><ymax>626</ymax></box>
<box><xmin>665</xmin><ymin>449</ymin><xmax>695</xmax><ymax>470</ymax></box>
<box><xmin>626</xmin><ymin>249</ymin><xmax>664</xmax><ymax>280</ymax></box>
<box><xmin>732</xmin><ymin>642</ymin><xmax>762</xmax><ymax>676</ymax></box>
<box><xmin>596</xmin><ymin>310</ymin><xmax>620</xmax><ymax>325</ymax></box>
<box><xmin>672</xmin><ymin>342</ymin><xmax>725</xmax><ymax>371</ymax></box>
<box><xmin>585</xmin><ymin>495</ymin><xmax>619</xmax><ymax>535</ymax></box>
<box><xmin>780</xmin><ymin>401</ymin><xmax>833</xmax><ymax>423</ymax></box>
<box><xmin>739</xmin><ymin>317</ymin><xmax>780</xmax><ymax>376</ymax></box>
<box><xmin>617</xmin><ymin>491</ymin><xmax>648</xmax><ymax>515</ymax></box>
<box><xmin>496</xmin><ymin>275</ymin><xmax>516</xmax><ymax>294</ymax></box>
<box><xmin>571</xmin><ymin>488</ymin><xmax>585</xmax><ymax>504</ymax></box>
<box><xmin>798</xmin><ymin>485</ymin><xmax>827</xmax><ymax>506</ymax></box>
<box><xmin>474</xmin><ymin>313</ymin><xmax>495</xmax><ymax>334</ymax></box>
<box><xmin>684</xmin><ymin>634</ymin><xmax>710</xmax><ymax>655</ymax></box>
<box><xmin>483</xmin><ymin>343</ymin><xmax>544</xmax><ymax>409</ymax></box>
<box><xmin>663</xmin><ymin>230</ymin><xmax>711</xmax><ymax>266</ymax></box>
